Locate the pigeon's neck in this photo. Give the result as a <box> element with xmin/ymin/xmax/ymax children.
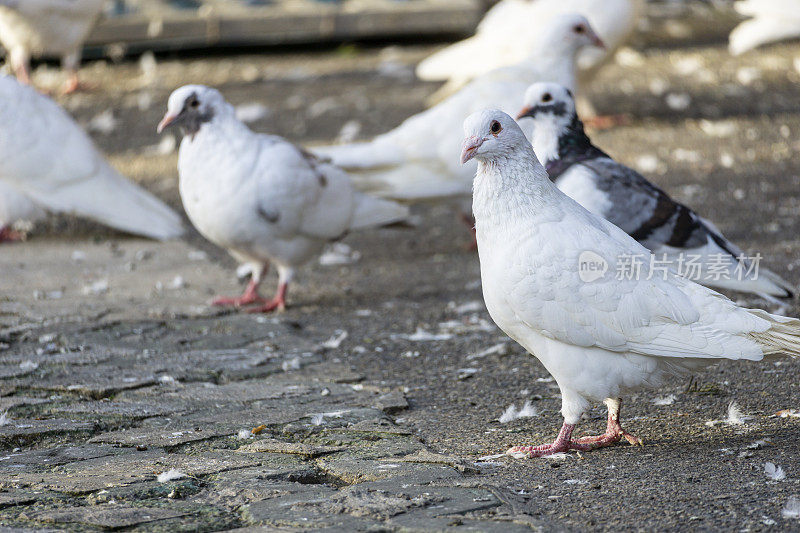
<box><xmin>472</xmin><ymin>151</ymin><xmax>559</xmax><ymax>228</ymax></box>
<box><xmin>536</xmin><ymin>114</ymin><xmax>608</xmax><ymax>180</ymax></box>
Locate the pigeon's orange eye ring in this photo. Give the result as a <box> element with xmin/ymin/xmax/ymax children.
<box><xmin>490</xmin><ymin>120</ymin><xmax>502</xmax><ymax>135</ymax></box>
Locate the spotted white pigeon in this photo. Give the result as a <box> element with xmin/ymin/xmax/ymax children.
<box><xmin>0</xmin><ymin>75</ymin><xmax>184</xmax><ymax>241</ymax></box>
<box><xmin>314</xmin><ymin>14</ymin><xmax>603</xmax><ymax>202</ymax></box>
<box><xmin>516</xmin><ymin>82</ymin><xmax>795</xmax><ymax>304</ymax></box>
<box><xmin>0</xmin><ymin>0</ymin><xmax>105</xmax><ymax>93</ymax></box>
<box><xmin>728</xmin><ymin>0</ymin><xmax>800</xmax><ymax>55</ymax></box>
<box><xmin>463</xmin><ymin>109</ymin><xmax>800</xmax><ymax>457</ymax></box>
<box><xmin>416</xmin><ymin>0</ymin><xmax>641</xmax><ymax>100</ymax></box>
<box><xmin>158</xmin><ymin>85</ymin><xmax>409</xmax><ymax>312</ymax></box>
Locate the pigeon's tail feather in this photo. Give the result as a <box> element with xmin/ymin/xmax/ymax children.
<box><xmin>26</xmin><ymin>162</ymin><xmax>184</xmax><ymax>240</ymax></box>
<box><xmin>349</xmin><ymin>192</ymin><xmax>409</xmax><ymax>231</ymax></box>
<box><xmin>747</xmin><ymin>310</ymin><xmax>800</xmax><ymax>358</ymax></box>
<box><xmin>313</xmin><ymin>140</ymin><xmax>403</xmax><ymax>171</ymax></box>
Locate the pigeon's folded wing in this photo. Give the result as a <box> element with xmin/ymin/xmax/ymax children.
<box><xmin>503</xmin><ymin>216</ymin><xmax>771</xmax><ymax>361</ymax></box>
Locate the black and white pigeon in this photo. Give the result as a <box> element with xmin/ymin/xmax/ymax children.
<box><xmin>158</xmin><ymin>85</ymin><xmax>409</xmax><ymax>313</ymax></box>
<box><xmin>463</xmin><ymin>109</ymin><xmax>800</xmax><ymax>457</ymax></box>
<box><xmin>515</xmin><ymin>82</ymin><xmax>795</xmax><ymax>304</ymax></box>
<box><xmin>0</xmin><ymin>0</ymin><xmax>105</xmax><ymax>93</ymax></box>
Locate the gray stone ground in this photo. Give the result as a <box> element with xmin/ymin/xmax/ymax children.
<box><xmin>3</xmin><ymin>7</ymin><xmax>800</xmax><ymax>532</ymax></box>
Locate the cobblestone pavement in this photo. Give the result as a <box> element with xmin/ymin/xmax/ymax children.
<box><xmin>2</xmin><ymin>9</ymin><xmax>800</xmax><ymax>531</ymax></box>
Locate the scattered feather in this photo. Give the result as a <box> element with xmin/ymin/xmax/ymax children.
<box><xmin>336</xmin><ymin>120</ymin><xmax>362</xmax><ymax>143</ymax></box>
<box><xmin>320</xmin><ymin>330</ymin><xmax>348</xmax><ymax>349</ymax></box>
<box><xmin>499</xmin><ymin>401</ymin><xmax>538</xmax><ymax>423</ymax></box>
<box><xmin>156</xmin><ymin>469</ymin><xmax>185</xmax><ymax>483</ymax></box>
<box><xmin>726</xmin><ymin>402</ymin><xmax>749</xmax><ymax>425</ymax></box>
<box><xmin>765</xmin><ymin>462</ymin><xmax>786</xmax><ymax>481</ymax></box>
<box><xmin>652</xmin><ymin>394</ymin><xmax>676</xmax><ymax>406</ymax></box>
<box><xmin>477</xmin><ymin>453</ymin><xmax>507</xmax><ymax>462</ymax></box>
<box><xmin>447</xmin><ymin>300</ymin><xmax>484</xmax><ymax>314</ymax></box>
<box><xmin>237</xmin><ymin>429</ymin><xmax>254</xmax><ymax>440</ymax></box>
<box><xmin>0</xmin><ymin>411</ymin><xmax>9</xmax><ymax>426</ymax></box>
<box><xmin>88</xmin><ymin>109</ymin><xmax>118</xmax><ymax>135</ymax></box>
<box><xmin>564</xmin><ymin>479</ymin><xmax>588</xmax><ymax>485</ymax></box>
<box><xmin>457</xmin><ymin>367</ymin><xmax>479</xmax><ymax>380</ymax></box>
<box><xmin>468</xmin><ymin>342</ymin><xmax>509</xmax><ymax>360</ymax></box>
<box><xmin>19</xmin><ymin>360</ymin><xmax>38</xmax><ymax>372</ymax></box>
<box><xmin>776</xmin><ymin>409</ymin><xmax>800</xmax><ymax>418</ymax></box>
<box><xmin>282</xmin><ymin>357</ymin><xmax>301</xmax><ymax>372</ymax></box>
<box><xmin>544</xmin><ymin>452</ymin><xmax>569</xmax><ymax>460</ymax></box>
<box><xmin>396</xmin><ymin>328</ymin><xmax>453</xmax><ymax>342</ymax></box>
<box><xmin>319</xmin><ymin>243</ymin><xmax>361</xmax><ymax>265</ymax></box>
<box><xmin>311</xmin><ymin>413</ymin><xmax>325</xmax><ymax>426</ymax></box>
<box><xmin>782</xmin><ymin>496</ymin><xmax>800</xmax><ymax>519</ymax></box>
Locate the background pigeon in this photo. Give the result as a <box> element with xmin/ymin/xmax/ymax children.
<box><xmin>416</xmin><ymin>0</ymin><xmax>641</xmax><ymax>106</ymax></box>
<box><xmin>516</xmin><ymin>82</ymin><xmax>795</xmax><ymax>304</ymax></box>
<box><xmin>0</xmin><ymin>75</ymin><xmax>184</xmax><ymax>241</ymax></box>
<box><xmin>464</xmin><ymin>109</ymin><xmax>800</xmax><ymax>457</ymax></box>
<box><xmin>0</xmin><ymin>0</ymin><xmax>106</xmax><ymax>93</ymax></box>
<box><xmin>314</xmin><ymin>14</ymin><xmax>603</xmax><ymax>202</ymax></box>
<box><xmin>728</xmin><ymin>0</ymin><xmax>800</xmax><ymax>55</ymax></box>
<box><xmin>159</xmin><ymin>85</ymin><xmax>409</xmax><ymax>313</ymax></box>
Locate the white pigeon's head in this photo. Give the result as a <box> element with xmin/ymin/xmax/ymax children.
<box><xmin>516</xmin><ymin>82</ymin><xmax>576</xmax><ymax>123</ymax></box>
<box><xmin>157</xmin><ymin>85</ymin><xmax>230</xmax><ymax>136</ymax></box>
<box><xmin>460</xmin><ymin>109</ymin><xmax>530</xmax><ymax>164</ymax></box>
<box><xmin>540</xmin><ymin>13</ymin><xmax>605</xmax><ymax>54</ymax></box>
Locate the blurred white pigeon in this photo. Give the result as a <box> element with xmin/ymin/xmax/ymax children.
<box><xmin>0</xmin><ymin>181</ymin><xmax>45</xmax><ymax>242</ymax></box>
<box><xmin>516</xmin><ymin>82</ymin><xmax>795</xmax><ymax>304</ymax></box>
<box><xmin>158</xmin><ymin>85</ymin><xmax>409</xmax><ymax>312</ymax></box>
<box><xmin>0</xmin><ymin>0</ymin><xmax>105</xmax><ymax>93</ymax></box>
<box><xmin>729</xmin><ymin>0</ymin><xmax>800</xmax><ymax>55</ymax></box>
<box><xmin>464</xmin><ymin>109</ymin><xmax>800</xmax><ymax>456</ymax></box>
<box><xmin>315</xmin><ymin>14</ymin><xmax>603</xmax><ymax>202</ymax></box>
<box><xmin>0</xmin><ymin>75</ymin><xmax>184</xmax><ymax>241</ymax></box>
<box><xmin>416</xmin><ymin>0</ymin><xmax>641</xmax><ymax>103</ymax></box>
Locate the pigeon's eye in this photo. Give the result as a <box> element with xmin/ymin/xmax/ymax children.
<box><xmin>189</xmin><ymin>98</ymin><xmax>200</xmax><ymax>109</ymax></box>
<box><xmin>574</xmin><ymin>25</ymin><xmax>585</xmax><ymax>34</ymax></box>
<box><xmin>541</xmin><ymin>93</ymin><xmax>552</xmax><ymax>103</ymax></box>
<box><xmin>490</xmin><ymin>120</ymin><xmax>502</xmax><ymax>135</ymax></box>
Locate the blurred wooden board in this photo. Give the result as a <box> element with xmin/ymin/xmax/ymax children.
<box><xmin>87</xmin><ymin>0</ymin><xmax>482</xmax><ymax>52</ymax></box>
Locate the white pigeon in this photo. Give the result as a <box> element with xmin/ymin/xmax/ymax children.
<box><xmin>516</xmin><ymin>82</ymin><xmax>795</xmax><ymax>304</ymax></box>
<box><xmin>0</xmin><ymin>75</ymin><xmax>184</xmax><ymax>241</ymax></box>
<box><xmin>0</xmin><ymin>0</ymin><xmax>105</xmax><ymax>93</ymax></box>
<box><xmin>158</xmin><ymin>85</ymin><xmax>409</xmax><ymax>312</ymax></box>
<box><xmin>463</xmin><ymin>109</ymin><xmax>800</xmax><ymax>456</ymax></box>
<box><xmin>416</xmin><ymin>0</ymin><xmax>641</xmax><ymax>100</ymax></box>
<box><xmin>0</xmin><ymin>181</ymin><xmax>45</xmax><ymax>242</ymax></box>
<box><xmin>728</xmin><ymin>0</ymin><xmax>800</xmax><ymax>55</ymax></box>
<box><xmin>314</xmin><ymin>14</ymin><xmax>603</xmax><ymax>202</ymax></box>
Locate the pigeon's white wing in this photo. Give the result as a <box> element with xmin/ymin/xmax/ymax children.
<box><xmin>0</xmin><ymin>181</ymin><xmax>45</xmax><ymax>227</ymax></box>
<box><xmin>0</xmin><ymin>77</ymin><xmax>183</xmax><ymax>240</ymax></box>
<box><xmin>501</xmin><ymin>208</ymin><xmax>771</xmax><ymax>362</ymax></box>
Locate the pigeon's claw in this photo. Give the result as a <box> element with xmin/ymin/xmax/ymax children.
<box><xmin>245</xmin><ymin>283</ymin><xmax>288</xmax><ymax>314</ymax></box>
<box><xmin>212</xmin><ymin>279</ymin><xmax>265</xmax><ymax>307</ymax></box>
<box><xmin>506</xmin><ymin>423</ymin><xmax>595</xmax><ymax>458</ymax></box>
<box><xmin>0</xmin><ymin>226</ymin><xmax>25</xmax><ymax>243</ymax></box>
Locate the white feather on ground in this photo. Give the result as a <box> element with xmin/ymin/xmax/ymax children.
<box><xmin>0</xmin><ymin>76</ymin><xmax>184</xmax><ymax>240</ymax></box>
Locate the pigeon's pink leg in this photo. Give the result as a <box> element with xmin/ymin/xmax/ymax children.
<box><xmin>0</xmin><ymin>226</ymin><xmax>24</xmax><ymax>243</ymax></box>
<box><xmin>507</xmin><ymin>422</ymin><xmax>595</xmax><ymax>457</ymax></box>
<box><xmin>573</xmin><ymin>398</ymin><xmax>643</xmax><ymax>447</ymax></box>
<box><xmin>62</xmin><ymin>72</ymin><xmax>81</xmax><ymax>95</ymax></box>
<box><xmin>212</xmin><ymin>266</ymin><xmax>267</xmax><ymax>307</ymax></box>
<box><xmin>507</xmin><ymin>399</ymin><xmax>642</xmax><ymax>458</ymax></box>
<box><xmin>246</xmin><ymin>282</ymin><xmax>288</xmax><ymax>314</ymax></box>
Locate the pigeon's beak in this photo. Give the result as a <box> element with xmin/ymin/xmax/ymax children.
<box><xmin>590</xmin><ymin>33</ymin><xmax>605</xmax><ymax>49</ymax></box>
<box><xmin>157</xmin><ymin>113</ymin><xmax>178</xmax><ymax>134</ymax></box>
<box><xmin>460</xmin><ymin>136</ymin><xmax>484</xmax><ymax>164</ymax></box>
<box><xmin>516</xmin><ymin>106</ymin><xmax>534</xmax><ymax>121</ymax></box>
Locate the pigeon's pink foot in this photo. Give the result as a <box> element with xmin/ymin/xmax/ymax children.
<box><xmin>574</xmin><ymin>398</ymin><xmax>643</xmax><ymax>447</ymax></box>
<box><xmin>507</xmin><ymin>423</ymin><xmax>595</xmax><ymax>458</ymax></box>
<box><xmin>212</xmin><ymin>279</ymin><xmax>265</xmax><ymax>307</ymax></box>
<box><xmin>0</xmin><ymin>226</ymin><xmax>24</xmax><ymax>243</ymax></box>
<box><xmin>61</xmin><ymin>76</ymin><xmax>93</xmax><ymax>95</ymax></box>
<box><xmin>246</xmin><ymin>283</ymin><xmax>288</xmax><ymax>314</ymax></box>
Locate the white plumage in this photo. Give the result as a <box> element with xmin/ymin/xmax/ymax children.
<box><xmin>464</xmin><ymin>110</ymin><xmax>800</xmax><ymax>456</ymax></box>
<box><xmin>416</xmin><ymin>0</ymin><xmax>642</xmax><ymax>100</ymax></box>
<box><xmin>159</xmin><ymin>85</ymin><xmax>409</xmax><ymax>312</ymax></box>
<box><xmin>314</xmin><ymin>14</ymin><xmax>602</xmax><ymax>202</ymax></box>
<box><xmin>729</xmin><ymin>0</ymin><xmax>800</xmax><ymax>55</ymax></box>
<box><xmin>0</xmin><ymin>75</ymin><xmax>184</xmax><ymax>241</ymax></box>
<box><xmin>0</xmin><ymin>0</ymin><xmax>105</xmax><ymax>92</ymax></box>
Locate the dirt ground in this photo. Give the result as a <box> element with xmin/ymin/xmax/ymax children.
<box><xmin>2</xmin><ymin>7</ymin><xmax>800</xmax><ymax>532</ymax></box>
